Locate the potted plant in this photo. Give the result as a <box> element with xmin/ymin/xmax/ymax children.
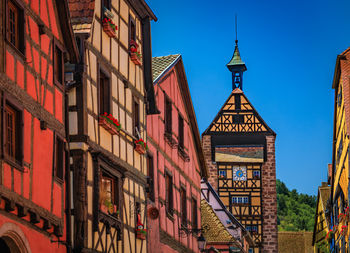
<box><xmin>99</xmin><ymin>112</ymin><xmax>121</xmax><ymax>135</ymax></box>
<box><xmin>341</xmin><ymin>225</ymin><xmax>348</xmax><ymax>236</ymax></box>
<box><xmin>102</xmin><ymin>18</ymin><xmax>117</xmax><ymax>38</ymax></box>
<box><xmin>136</xmin><ymin>214</ymin><xmax>147</xmax><ymax>240</ymax></box>
<box><xmin>129</xmin><ymin>40</ymin><xmax>142</xmax><ymax>65</ymax></box>
<box><xmin>134</xmin><ymin>138</ymin><xmax>148</xmax><ymax>155</ymax></box>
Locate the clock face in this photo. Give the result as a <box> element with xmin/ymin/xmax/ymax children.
<box><xmin>233</xmin><ymin>166</ymin><xmax>247</xmax><ymax>181</ymax></box>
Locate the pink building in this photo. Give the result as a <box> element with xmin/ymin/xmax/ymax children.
<box><xmin>146</xmin><ymin>55</ymin><xmax>207</xmax><ymax>253</ymax></box>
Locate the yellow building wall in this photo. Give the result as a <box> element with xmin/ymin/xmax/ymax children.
<box><xmin>333</xmin><ymin>77</ymin><xmax>349</xmax><ymax>250</ymax></box>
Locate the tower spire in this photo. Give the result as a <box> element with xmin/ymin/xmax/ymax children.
<box><xmin>227</xmin><ymin>16</ymin><xmax>247</xmax><ymax>90</ymax></box>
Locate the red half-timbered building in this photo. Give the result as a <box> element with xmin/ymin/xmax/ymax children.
<box><xmin>0</xmin><ymin>0</ymin><xmax>78</xmax><ymax>252</ymax></box>
<box><xmin>146</xmin><ymin>54</ymin><xmax>207</xmax><ymax>253</ymax></box>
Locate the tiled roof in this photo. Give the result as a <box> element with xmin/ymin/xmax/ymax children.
<box><xmin>68</xmin><ymin>0</ymin><xmax>95</xmax><ymax>26</ymax></box>
<box><xmin>200</xmin><ymin>199</ymin><xmax>235</xmax><ymax>243</ymax></box>
<box><xmin>152</xmin><ymin>54</ymin><xmax>181</xmax><ymax>82</ymax></box>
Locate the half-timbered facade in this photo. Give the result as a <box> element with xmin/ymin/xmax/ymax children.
<box><xmin>0</xmin><ymin>0</ymin><xmax>78</xmax><ymax>252</ymax></box>
<box><xmin>67</xmin><ymin>0</ymin><xmax>157</xmax><ymax>252</ymax></box>
<box><xmin>329</xmin><ymin>47</ymin><xmax>350</xmax><ymax>253</ymax></box>
<box><xmin>146</xmin><ymin>54</ymin><xmax>207</xmax><ymax>253</ymax></box>
<box><xmin>202</xmin><ymin>41</ymin><xmax>278</xmax><ymax>253</ymax></box>
<box><xmin>312</xmin><ymin>182</ymin><xmax>331</xmax><ymax>252</ymax></box>
<box><xmin>201</xmin><ymin>179</ymin><xmax>254</xmax><ymax>253</ymax></box>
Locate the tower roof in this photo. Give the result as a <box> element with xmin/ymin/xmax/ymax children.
<box><xmin>227</xmin><ymin>41</ymin><xmax>247</xmax><ymax>72</ymax></box>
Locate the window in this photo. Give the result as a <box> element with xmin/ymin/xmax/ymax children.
<box><xmin>232</xmin><ymin>196</ymin><xmax>249</xmax><ymax>205</ymax></box>
<box><xmin>54</xmin><ymin>135</ymin><xmax>65</xmax><ymax>181</ymax></box>
<box><xmin>246</xmin><ymin>225</ymin><xmax>258</xmax><ymax>234</ymax></box>
<box><xmin>147</xmin><ymin>155</ymin><xmax>155</xmax><ymax>202</ymax></box>
<box><xmin>191</xmin><ymin>198</ymin><xmax>198</xmax><ymax>228</ymax></box>
<box><xmin>178</xmin><ymin>115</ymin><xmax>184</xmax><ymax>148</ymax></box>
<box><xmin>99</xmin><ymin>70</ymin><xmax>110</xmax><ymax>115</ymax></box>
<box><xmin>129</xmin><ymin>16</ymin><xmax>136</xmax><ymax>42</ymax></box>
<box><xmin>4</xmin><ymin>101</ymin><xmax>23</xmax><ymax>166</ymax></box>
<box><xmin>54</xmin><ymin>44</ymin><xmax>64</xmax><ymax>87</ymax></box>
<box><xmin>100</xmin><ymin>173</ymin><xmax>119</xmax><ymax>215</ymax></box>
<box><xmin>219</xmin><ymin>170</ymin><xmax>226</xmax><ymax>178</ymax></box>
<box><xmin>234</xmin><ymin>94</ymin><xmax>241</xmax><ymax>110</ymax></box>
<box><xmin>338</xmin><ymin>87</ymin><xmax>342</xmax><ymax>107</ymax></box>
<box><xmin>180</xmin><ymin>187</ymin><xmax>187</xmax><ymax>225</ymax></box>
<box><xmin>165</xmin><ymin>172</ymin><xmax>173</xmax><ymax>215</ymax></box>
<box><xmin>165</xmin><ymin>96</ymin><xmax>172</xmax><ymax>134</ymax></box>
<box><xmin>101</xmin><ymin>0</ymin><xmax>111</xmax><ymax>17</ymax></box>
<box><xmin>253</xmin><ymin>170</ymin><xmax>260</xmax><ymax>179</ymax></box>
<box><xmin>7</xmin><ymin>0</ymin><xmax>25</xmax><ymax>53</ymax></box>
<box><xmin>232</xmin><ymin>114</ymin><xmax>244</xmax><ymax>124</ymax></box>
<box><xmin>133</xmin><ymin>98</ymin><xmax>140</xmax><ymax>137</ymax></box>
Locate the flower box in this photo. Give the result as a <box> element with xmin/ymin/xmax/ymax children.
<box><xmin>134</xmin><ymin>139</ymin><xmax>148</xmax><ymax>155</ymax></box>
<box><xmin>102</xmin><ymin>18</ymin><xmax>117</xmax><ymax>38</ymax></box>
<box><xmin>99</xmin><ymin>113</ymin><xmax>121</xmax><ymax>135</ymax></box>
<box><xmin>129</xmin><ymin>40</ymin><xmax>142</xmax><ymax>65</ymax></box>
<box><xmin>136</xmin><ymin>229</ymin><xmax>147</xmax><ymax>240</ymax></box>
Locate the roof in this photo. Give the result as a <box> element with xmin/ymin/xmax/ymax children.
<box><xmin>201</xmin><ymin>199</ymin><xmax>237</xmax><ymax>243</ymax></box>
<box><xmin>152</xmin><ymin>54</ymin><xmax>181</xmax><ymax>82</ymax></box>
<box><xmin>279</xmin><ymin>231</ymin><xmax>313</xmax><ymax>253</ymax></box>
<box><xmin>68</xmin><ymin>0</ymin><xmax>157</xmax><ymax>32</ymax></box>
<box><xmin>227</xmin><ymin>41</ymin><xmax>247</xmax><ymax>72</ymax></box>
<box><xmin>201</xmin><ymin>179</ymin><xmax>255</xmax><ymax>248</ymax></box>
<box><xmin>152</xmin><ymin>54</ymin><xmax>208</xmax><ymax>178</ymax></box>
<box><xmin>203</xmin><ymin>88</ymin><xmax>276</xmax><ymax>136</ymax></box>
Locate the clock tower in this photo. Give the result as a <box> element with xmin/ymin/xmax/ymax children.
<box><xmin>202</xmin><ymin>41</ymin><xmax>278</xmax><ymax>253</ymax></box>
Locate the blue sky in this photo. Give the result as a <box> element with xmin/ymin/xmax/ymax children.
<box><xmin>148</xmin><ymin>0</ymin><xmax>350</xmax><ymax>195</ymax></box>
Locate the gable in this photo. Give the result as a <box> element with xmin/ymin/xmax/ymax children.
<box><xmin>203</xmin><ymin>88</ymin><xmax>275</xmax><ymax>135</ymax></box>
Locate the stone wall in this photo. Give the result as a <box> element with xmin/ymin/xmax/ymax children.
<box><xmin>262</xmin><ymin>135</ymin><xmax>278</xmax><ymax>253</ymax></box>
<box><xmin>202</xmin><ymin>135</ymin><xmax>218</xmax><ymax>191</ymax></box>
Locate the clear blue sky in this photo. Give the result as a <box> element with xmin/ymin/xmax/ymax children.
<box><xmin>148</xmin><ymin>0</ymin><xmax>350</xmax><ymax>195</ymax></box>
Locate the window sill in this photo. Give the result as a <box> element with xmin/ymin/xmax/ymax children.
<box><xmin>3</xmin><ymin>156</ymin><xmax>24</xmax><ymax>172</ymax></box>
<box><xmin>99</xmin><ymin>210</ymin><xmax>121</xmax><ymax>228</ymax></box>
<box><xmin>164</xmin><ymin>132</ymin><xmax>177</xmax><ymax>148</ymax></box>
<box><xmin>5</xmin><ymin>40</ymin><xmax>26</xmax><ymax>60</ymax></box>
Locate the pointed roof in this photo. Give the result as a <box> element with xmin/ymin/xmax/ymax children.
<box><xmin>227</xmin><ymin>41</ymin><xmax>247</xmax><ymax>72</ymax></box>
<box><xmin>201</xmin><ymin>179</ymin><xmax>255</xmax><ymax>248</ymax></box>
<box><xmin>203</xmin><ymin>88</ymin><xmax>275</xmax><ymax>135</ymax></box>
<box><xmin>152</xmin><ymin>54</ymin><xmax>181</xmax><ymax>82</ymax></box>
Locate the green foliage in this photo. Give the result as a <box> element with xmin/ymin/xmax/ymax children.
<box><xmin>277</xmin><ymin>179</ymin><xmax>317</xmax><ymax>231</ymax></box>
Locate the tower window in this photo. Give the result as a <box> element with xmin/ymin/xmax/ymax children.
<box><xmin>232</xmin><ymin>196</ymin><xmax>249</xmax><ymax>205</ymax></box>
<box><xmin>253</xmin><ymin>170</ymin><xmax>260</xmax><ymax>179</ymax></box>
<box><xmin>232</xmin><ymin>114</ymin><xmax>244</xmax><ymax>124</ymax></box>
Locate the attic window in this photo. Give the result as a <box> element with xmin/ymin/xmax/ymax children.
<box><xmin>232</xmin><ymin>114</ymin><xmax>244</xmax><ymax>124</ymax></box>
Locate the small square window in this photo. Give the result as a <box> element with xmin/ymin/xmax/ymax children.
<box><xmin>253</xmin><ymin>170</ymin><xmax>260</xmax><ymax>179</ymax></box>
<box><xmin>219</xmin><ymin>170</ymin><xmax>226</xmax><ymax>178</ymax></box>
